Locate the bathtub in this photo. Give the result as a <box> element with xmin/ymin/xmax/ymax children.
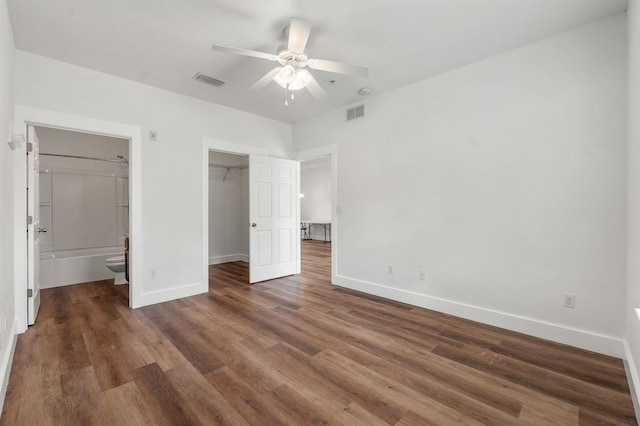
<box><xmin>40</xmin><ymin>246</ymin><xmax>124</xmax><ymax>288</ymax></box>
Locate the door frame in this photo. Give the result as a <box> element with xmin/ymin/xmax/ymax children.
<box><xmin>14</xmin><ymin>106</ymin><xmax>143</xmax><ymax>332</ymax></box>
<box><xmin>26</xmin><ymin>125</ymin><xmax>41</xmax><ymax>325</ymax></box>
<box><xmin>294</xmin><ymin>145</ymin><xmax>338</xmax><ymax>284</ymax></box>
<box><xmin>201</xmin><ymin>137</ymin><xmax>269</xmax><ymax>287</ymax></box>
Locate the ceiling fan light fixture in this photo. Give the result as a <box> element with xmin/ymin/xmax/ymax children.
<box><xmin>274</xmin><ymin>66</ymin><xmax>311</xmax><ymax>91</ymax></box>
<box><xmin>297</xmin><ymin>69</ymin><xmax>312</xmax><ymax>85</ymax></box>
<box><xmin>278</xmin><ymin>64</ymin><xmax>296</xmax><ymax>84</ymax></box>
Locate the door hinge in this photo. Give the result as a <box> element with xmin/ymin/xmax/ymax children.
<box><xmin>26</xmin><ymin>142</ymin><xmax>33</xmax><ymax>153</ymax></box>
<box><xmin>27</xmin><ymin>215</ymin><xmax>33</xmax><ymax>225</ymax></box>
<box><xmin>27</xmin><ymin>289</ymin><xmax>33</xmax><ymax>298</ymax></box>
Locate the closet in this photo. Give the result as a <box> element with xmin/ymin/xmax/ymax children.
<box><xmin>208</xmin><ymin>152</ymin><xmax>249</xmax><ymax>265</ymax></box>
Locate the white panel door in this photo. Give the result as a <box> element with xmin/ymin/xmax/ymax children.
<box><xmin>249</xmin><ymin>155</ymin><xmax>299</xmax><ymax>283</ymax></box>
<box><xmin>27</xmin><ymin>125</ymin><xmax>41</xmax><ymax>325</ymax></box>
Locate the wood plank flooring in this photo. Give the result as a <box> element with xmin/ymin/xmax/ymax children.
<box><xmin>1</xmin><ymin>240</ymin><xmax>636</xmax><ymax>425</ymax></box>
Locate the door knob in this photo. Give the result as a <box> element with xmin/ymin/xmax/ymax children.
<box><xmin>251</xmin><ymin>223</ymin><xmax>257</xmax><ymax>227</ymax></box>
<box><xmin>38</xmin><ymin>227</ymin><xmax>47</xmax><ymax>233</ymax></box>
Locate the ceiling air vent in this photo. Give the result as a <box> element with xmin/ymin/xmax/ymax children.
<box><xmin>193</xmin><ymin>73</ymin><xmax>225</xmax><ymax>87</ymax></box>
<box><xmin>346</xmin><ymin>104</ymin><xmax>365</xmax><ymax>121</ymax></box>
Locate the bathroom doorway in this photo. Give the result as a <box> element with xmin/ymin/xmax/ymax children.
<box><xmin>17</xmin><ymin>106</ymin><xmax>141</xmax><ymax>331</ymax></box>
<box><xmin>26</xmin><ymin>125</ymin><xmax>132</xmax><ymax>324</ymax></box>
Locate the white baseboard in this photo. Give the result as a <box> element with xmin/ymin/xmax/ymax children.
<box><xmin>0</xmin><ymin>318</ymin><xmax>18</xmax><ymax>416</ymax></box>
<box><xmin>333</xmin><ymin>274</ymin><xmax>624</xmax><ymax>358</ymax></box>
<box><xmin>133</xmin><ymin>281</ymin><xmax>207</xmax><ymax>309</ymax></box>
<box><xmin>209</xmin><ymin>254</ymin><xmax>249</xmax><ymax>265</ymax></box>
<box><xmin>623</xmin><ymin>341</ymin><xmax>640</xmax><ymax>420</ymax></box>
<box><xmin>131</xmin><ymin>253</ymin><xmax>249</xmax><ymax>309</ymax></box>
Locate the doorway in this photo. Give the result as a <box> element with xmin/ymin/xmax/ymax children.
<box><xmin>16</xmin><ymin>105</ymin><xmax>142</xmax><ymax>332</ymax></box>
<box><xmin>299</xmin><ymin>155</ymin><xmax>333</xmax><ymax>275</ymax></box>
<box><xmin>207</xmin><ymin>151</ymin><xmax>249</xmax><ymax>273</ymax></box>
<box><xmin>27</xmin><ymin>126</ymin><xmax>132</xmax><ymax>323</ymax></box>
<box><xmin>295</xmin><ymin>145</ymin><xmax>337</xmax><ymax>284</ymax></box>
<box><xmin>201</xmin><ymin>138</ymin><xmax>300</xmax><ymax>287</ymax></box>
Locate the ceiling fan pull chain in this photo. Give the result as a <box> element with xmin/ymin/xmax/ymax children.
<box><xmin>285</xmin><ymin>85</ymin><xmax>289</xmax><ymax>106</ymax></box>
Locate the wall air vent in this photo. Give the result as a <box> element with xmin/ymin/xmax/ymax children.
<box><xmin>193</xmin><ymin>73</ymin><xmax>225</xmax><ymax>87</ymax></box>
<box><xmin>346</xmin><ymin>104</ymin><xmax>365</xmax><ymax>121</ymax></box>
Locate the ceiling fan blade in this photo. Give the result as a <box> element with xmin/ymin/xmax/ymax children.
<box><xmin>288</xmin><ymin>18</ymin><xmax>312</xmax><ymax>54</ymax></box>
<box><xmin>305</xmin><ymin>74</ymin><xmax>328</xmax><ymax>100</ymax></box>
<box><xmin>211</xmin><ymin>45</ymin><xmax>278</xmax><ymax>61</ymax></box>
<box><xmin>307</xmin><ymin>58</ymin><xmax>369</xmax><ymax>78</ymax></box>
<box><xmin>247</xmin><ymin>67</ymin><xmax>282</xmax><ymax>91</ymax></box>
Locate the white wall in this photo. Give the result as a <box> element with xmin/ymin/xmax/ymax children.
<box><xmin>626</xmin><ymin>0</ymin><xmax>640</xmax><ymax>411</ymax></box>
<box><xmin>0</xmin><ymin>0</ymin><xmax>15</xmax><ymax>413</ymax></box>
<box><xmin>14</xmin><ymin>50</ymin><xmax>291</xmax><ymax>307</ymax></box>
<box><xmin>208</xmin><ymin>164</ymin><xmax>249</xmax><ymax>264</ymax></box>
<box><xmin>294</xmin><ymin>14</ymin><xmax>627</xmax><ymax>356</ymax></box>
<box><xmin>301</xmin><ymin>157</ymin><xmax>332</xmax><ymax>239</ymax></box>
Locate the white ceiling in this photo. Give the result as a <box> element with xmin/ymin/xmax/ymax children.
<box><xmin>8</xmin><ymin>0</ymin><xmax>627</xmax><ymax>124</ymax></box>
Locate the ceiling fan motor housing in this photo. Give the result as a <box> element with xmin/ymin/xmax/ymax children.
<box><xmin>277</xmin><ymin>45</ymin><xmax>308</xmax><ymax>68</ymax></box>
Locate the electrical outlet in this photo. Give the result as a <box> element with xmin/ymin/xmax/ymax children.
<box><xmin>150</xmin><ymin>269</ymin><xmax>157</xmax><ymax>279</ymax></box>
<box><xmin>419</xmin><ymin>270</ymin><xmax>426</xmax><ymax>280</ymax></box>
<box><xmin>563</xmin><ymin>294</ymin><xmax>576</xmax><ymax>309</ymax></box>
<box><xmin>387</xmin><ymin>264</ymin><xmax>394</xmax><ymax>274</ymax></box>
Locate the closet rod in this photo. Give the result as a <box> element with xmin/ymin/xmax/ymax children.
<box><xmin>40</xmin><ymin>153</ymin><xmax>129</xmax><ymax>164</ymax></box>
<box><xmin>208</xmin><ymin>163</ymin><xmax>248</xmax><ymax>169</ymax></box>
<box><xmin>208</xmin><ymin>163</ymin><xmax>247</xmax><ymax>182</ymax></box>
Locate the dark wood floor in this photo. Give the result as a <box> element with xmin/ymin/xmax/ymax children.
<box><xmin>1</xmin><ymin>240</ymin><xmax>636</xmax><ymax>425</ymax></box>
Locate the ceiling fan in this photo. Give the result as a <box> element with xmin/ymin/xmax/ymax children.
<box><xmin>211</xmin><ymin>18</ymin><xmax>369</xmax><ymax>105</ymax></box>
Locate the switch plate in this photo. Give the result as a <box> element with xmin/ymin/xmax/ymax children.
<box><xmin>149</xmin><ymin>130</ymin><xmax>157</xmax><ymax>141</ymax></box>
<box><xmin>387</xmin><ymin>264</ymin><xmax>394</xmax><ymax>274</ymax></box>
<box><xmin>419</xmin><ymin>270</ymin><xmax>426</xmax><ymax>280</ymax></box>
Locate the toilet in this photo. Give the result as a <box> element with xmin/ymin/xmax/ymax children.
<box><xmin>105</xmin><ymin>255</ymin><xmax>128</xmax><ymax>285</ymax></box>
